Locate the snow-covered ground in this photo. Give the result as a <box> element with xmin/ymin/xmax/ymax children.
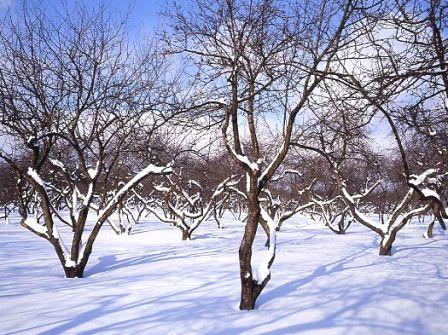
<box><xmin>1</xmin><ymin>214</ymin><xmax>447</xmax><ymax>335</ymax></box>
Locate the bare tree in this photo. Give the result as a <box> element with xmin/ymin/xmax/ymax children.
<box><xmin>134</xmin><ymin>172</ymin><xmax>240</xmax><ymax>240</ymax></box>
<box><xmin>323</xmin><ymin>0</ymin><xmax>448</xmax><ymax>234</ymax></box>
<box><xmin>308</xmin><ymin>195</ymin><xmax>353</xmax><ymax>235</ymax></box>
<box><xmin>166</xmin><ymin>0</ymin><xmax>359</xmax><ymax>309</ymax></box>
<box><xmin>0</xmin><ymin>3</ymin><xmax>176</xmax><ymax>277</ymax></box>
<box><xmin>292</xmin><ymin>106</ymin><xmax>442</xmax><ymax>255</ymax></box>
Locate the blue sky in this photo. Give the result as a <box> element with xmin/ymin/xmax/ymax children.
<box><xmin>0</xmin><ymin>0</ymin><xmax>176</xmax><ymax>36</ymax></box>
<box><xmin>114</xmin><ymin>0</ymin><xmax>168</xmax><ymax>33</ymax></box>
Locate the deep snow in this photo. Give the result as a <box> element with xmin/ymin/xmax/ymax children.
<box><xmin>0</xmin><ymin>213</ymin><xmax>447</xmax><ymax>335</ymax></box>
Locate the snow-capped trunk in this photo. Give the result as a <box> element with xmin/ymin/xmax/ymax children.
<box><xmin>379</xmin><ymin>232</ymin><xmax>396</xmax><ymax>256</ymax></box>
<box><xmin>259</xmin><ymin>218</ymin><xmax>271</xmax><ymax>247</ymax></box>
<box><xmin>239</xmin><ymin>175</ymin><xmax>268</xmax><ymax>310</ymax></box>
<box><xmin>63</xmin><ymin>264</ymin><xmax>86</xmax><ymax>278</ymax></box>
<box><xmin>238</xmin><ymin>169</ymin><xmax>314</xmax><ymax>310</ymax></box>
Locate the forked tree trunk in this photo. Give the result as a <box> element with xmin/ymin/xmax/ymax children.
<box><xmin>338</xmin><ymin>213</ymin><xmax>351</xmax><ymax>234</ymax></box>
<box><xmin>327</xmin><ymin>212</ymin><xmax>351</xmax><ymax>235</ymax></box>
<box><xmin>63</xmin><ymin>265</ymin><xmax>85</xmax><ymax>278</ymax></box>
<box><xmin>379</xmin><ymin>233</ymin><xmax>396</xmax><ymax>256</ymax></box>
<box><xmin>56</xmin><ymin>242</ymin><xmax>87</xmax><ymax>278</ymax></box>
<box><xmin>379</xmin><ymin>243</ymin><xmax>392</xmax><ymax>256</ymax></box>
<box><xmin>181</xmin><ymin>228</ymin><xmax>191</xmax><ymax>240</ymax></box>
<box><xmin>56</xmin><ymin>219</ymin><xmax>103</xmax><ymax>278</ymax></box>
<box><xmin>327</xmin><ymin>223</ymin><xmax>346</xmax><ymax>235</ymax></box>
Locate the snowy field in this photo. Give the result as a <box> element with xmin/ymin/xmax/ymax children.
<box><xmin>1</xmin><ymin>214</ymin><xmax>447</xmax><ymax>335</ymax></box>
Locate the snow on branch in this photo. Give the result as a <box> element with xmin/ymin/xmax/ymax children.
<box><xmin>271</xmin><ymin>169</ymin><xmax>302</xmax><ymax>182</ymax></box>
<box><xmin>258</xmin><ymin>141</ymin><xmax>287</xmax><ymax>187</ymax></box>
<box><xmin>27</xmin><ymin>168</ymin><xmax>45</xmax><ymax>187</ymax></box>
<box><xmin>22</xmin><ymin>217</ymin><xmax>48</xmax><ymax>237</ymax></box>
<box><xmin>234</xmin><ymin>151</ymin><xmax>260</xmax><ymax>172</ymax></box>
<box><xmin>99</xmin><ymin>164</ymin><xmax>173</xmax><ymax>220</ymax></box>
<box><xmin>408</xmin><ymin>169</ymin><xmax>438</xmax><ymax>187</ymax></box>
<box><xmin>87</xmin><ymin>161</ymin><xmax>100</xmax><ymax>180</ymax></box>
<box><xmin>352</xmin><ymin>179</ymin><xmax>382</xmax><ymax>201</ymax></box>
<box><xmin>342</xmin><ymin>187</ymin><xmax>386</xmax><ymax>234</ymax></box>
<box><xmin>49</xmin><ymin>159</ymin><xmax>66</xmax><ymax>172</ymax></box>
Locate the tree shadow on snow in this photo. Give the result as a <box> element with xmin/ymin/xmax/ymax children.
<box><xmin>211</xmin><ymin>245</ymin><xmax>433</xmax><ymax>335</ymax></box>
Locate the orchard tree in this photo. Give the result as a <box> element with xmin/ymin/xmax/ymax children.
<box><xmin>325</xmin><ymin>2</ymin><xmax>448</xmax><ymax>236</ymax></box>
<box><xmin>166</xmin><ymin>0</ymin><xmax>361</xmax><ymax>309</ymax></box>
<box><xmin>0</xmin><ymin>3</ymin><xmax>176</xmax><ymax>277</ymax></box>
<box><xmin>133</xmin><ymin>172</ymin><xmax>240</xmax><ymax>240</ymax></box>
<box><xmin>293</xmin><ymin>97</ymin><xmax>443</xmax><ymax>255</ymax></box>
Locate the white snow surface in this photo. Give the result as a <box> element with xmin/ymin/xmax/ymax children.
<box><xmin>1</xmin><ymin>213</ymin><xmax>447</xmax><ymax>335</ymax></box>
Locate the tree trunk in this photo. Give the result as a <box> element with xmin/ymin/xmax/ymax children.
<box><xmin>327</xmin><ymin>223</ymin><xmax>344</xmax><ymax>235</ymax></box>
<box><xmin>379</xmin><ymin>235</ymin><xmax>394</xmax><ymax>256</ymax></box>
<box><xmin>259</xmin><ymin>218</ymin><xmax>270</xmax><ymax>247</ymax></box>
<box><xmin>181</xmin><ymin>229</ymin><xmax>191</xmax><ymax>240</ymax></box>
<box><xmin>213</xmin><ymin>206</ymin><xmax>224</xmax><ymax>229</ymax></box>
<box><xmin>239</xmin><ymin>275</ymin><xmax>265</xmax><ymax>310</ymax></box>
<box><xmin>239</xmin><ymin>189</ymin><xmax>261</xmax><ymax>310</ymax></box>
<box><xmin>337</xmin><ymin>213</ymin><xmax>347</xmax><ymax>234</ymax></box>
<box><xmin>379</xmin><ymin>225</ymin><xmax>402</xmax><ymax>256</ymax></box>
<box><xmin>63</xmin><ymin>265</ymin><xmax>85</xmax><ymax>278</ymax></box>
<box><xmin>379</xmin><ymin>244</ymin><xmax>392</xmax><ymax>256</ymax></box>
<box><xmin>424</xmin><ymin>218</ymin><xmax>435</xmax><ymax>238</ymax></box>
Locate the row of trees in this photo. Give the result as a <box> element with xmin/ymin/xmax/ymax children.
<box><xmin>0</xmin><ymin>0</ymin><xmax>446</xmax><ymax>310</ymax></box>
